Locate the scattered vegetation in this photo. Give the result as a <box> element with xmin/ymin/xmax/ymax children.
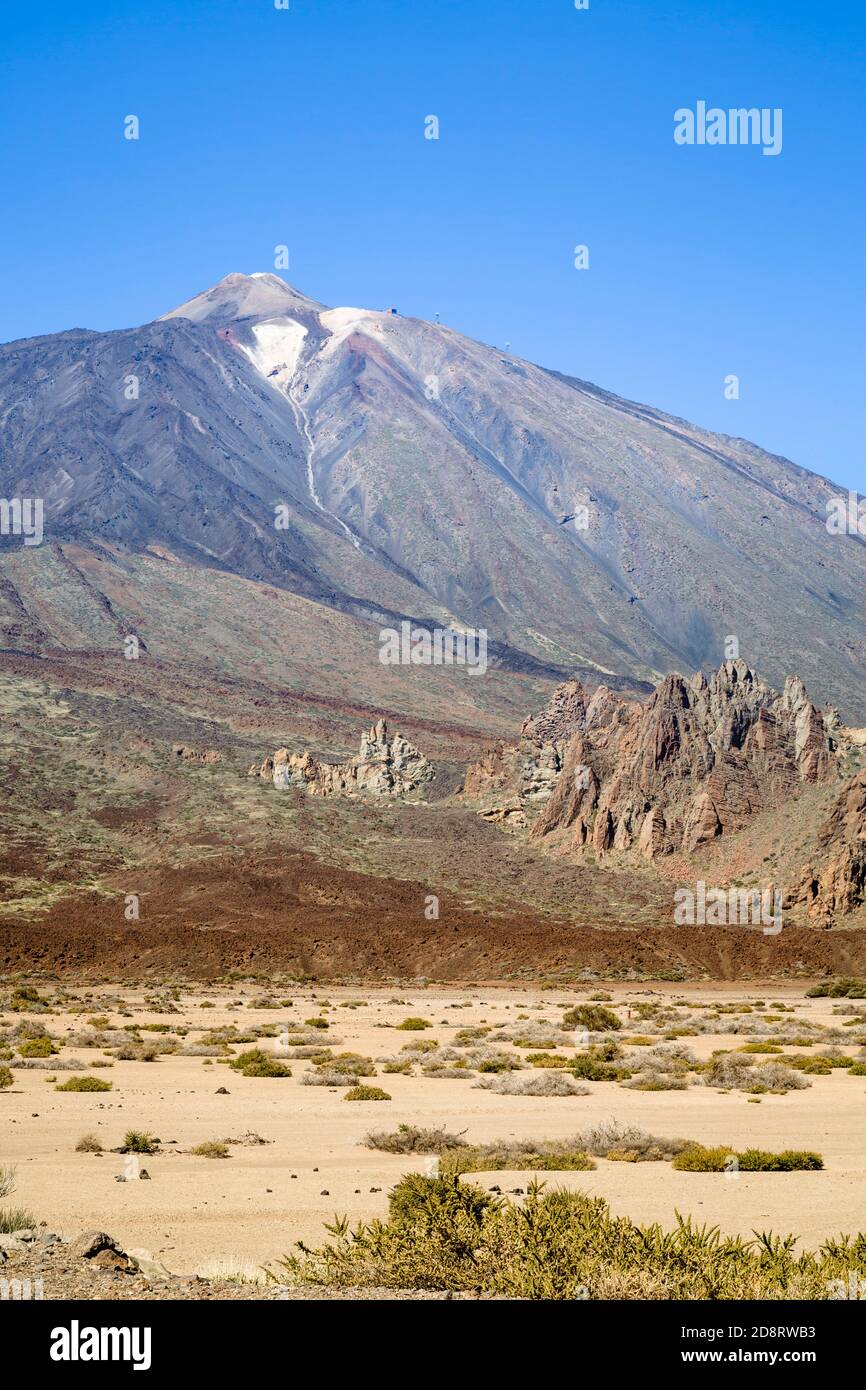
<box><xmin>806</xmin><ymin>978</ymin><xmax>866</xmax><ymax>999</ymax></box>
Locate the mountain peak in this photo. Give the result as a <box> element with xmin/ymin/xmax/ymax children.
<box><xmin>159</xmin><ymin>271</ymin><xmax>326</xmax><ymax>324</ymax></box>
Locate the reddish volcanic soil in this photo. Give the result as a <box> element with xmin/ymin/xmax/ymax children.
<box><xmin>3</xmin><ymin>850</ymin><xmax>866</xmax><ymax>983</ymax></box>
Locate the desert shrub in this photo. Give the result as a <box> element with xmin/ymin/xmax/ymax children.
<box><xmin>571</xmin><ymin>1121</ymin><xmax>692</xmax><ymax>1161</ymax></box>
<box><xmin>315</xmin><ymin>1052</ymin><xmax>375</xmax><ymax>1076</ymax></box>
<box><xmin>344</xmin><ymin>1085</ymin><xmax>391</xmax><ymax>1101</ymax></box>
<box><xmin>476</xmin><ymin>1056</ymin><xmax>521</xmax><ymax>1075</ymax></box>
<box><xmin>18</xmin><ymin>1036</ymin><xmax>58</xmax><ymax>1058</ymax></box>
<box><xmin>702</xmin><ymin>1054</ymin><xmax>807</xmax><ymax>1094</ymax></box>
<box><xmin>364</xmin><ymin>1124</ymin><xmax>468</xmax><ymax>1155</ymax></box>
<box><xmin>396</xmin><ymin>1018</ymin><xmax>432</xmax><ymax>1031</ymax></box>
<box><xmin>304</xmin><ymin>1018</ymin><xmax>329</xmax><ymax>1029</ymax></box>
<box><xmin>75</xmin><ymin>1133</ymin><xmax>103</xmax><ymax>1153</ymax></box>
<box><xmin>562</xmin><ymin>1005</ymin><xmax>621</xmax><ymax>1033</ymax></box>
<box><xmin>475</xmin><ymin>1072</ymin><xmax>588</xmax><ymax>1097</ymax></box>
<box><xmin>113</xmin><ymin>1043</ymin><xmax>165</xmax><ymax>1062</ymax></box>
<box><xmin>272</xmin><ymin>1174</ymin><xmax>864</xmax><ymax>1299</ymax></box>
<box><xmin>738</xmin><ymin>1042</ymin><xmax>782</xmax><ymax>1054</ymax></box>
<box><xmin>570</xmin><ymin>1052</ymin><xmax>624</xmax><ymax>1082</ymax></box>
<box><xmin>807</xmin><ymin>978</ymin><xmax>866</xmax><ymax>999</ymax></box>
<box><xmin>0</xmin><ymin>1065</ymin><xmax>12</xmax><ymax>1090</ymax></box>
<box><xmin>674</xmin><ymin>1145</ymin><xmax>823</xmax><ymax>1173</ymax></box>
<box><xmin>8</xmin><ymin>985</ymin><xmax>49</xmax><ymax>1012</ymax></box>
<box><xmin>399</xmin><ymin>1039</ymin><xmax>438</xmax><ymax>1053</ymax></box>
<box><xmin>738</xmin><ymin>1149</ymin><xmax>823</xmax><ymax>1172</ymax></box>
<box><xmin>228</xmin><ymin>1049</ymin><xmax>291</xmax><ymax>1078</ymax></box>
<box><xmin>301</xmin><ymin>1070</ymin><xmax>359</xmax><ymax>1087</ymax></box>
<box><xmin>123</xmin><ymin>1130</ymin><xmax>157</xmax><ymax>1154</ymax></box>
<box><xmin>0</xmin><ymin>1205</ymin><xmax>35</xmax><ymax>1234</ymax></box>
<box><xmin>847</xmin><ymin>1062</ymin><xmax>866</xmax><ymax>1076</ymax></box>
<box><xmin>191</xmin><ymin>1141</ymin><xmax>230</xmax><ymax>1159</ymax></box>
<box><xmin>526</xmin><ymin>1052</ymin><xmax>571</xmax><ymax>1069</ymax></box>
<box><xmin>55</xmin><ymin>1075</ymin><xmax>112</xmax><ymax>1092</ymax></box>
<box><xmin>453</xmin><ymin>1028</ymin><xmax>491</xmax><ymax>1046</ymax></box>
<box><xmin>442</xmin><ymin>1142</ymin><xmax>595</xmax><ymax>1175</ymax></box>
<box><xmin>382</xmin><ymin>1059</ymin><xmax>413</xmax><ymax>1074</ymax></box>
<box><xmin>621</xmin><ymin>1071</ymin><xmax>688</xmax><ymax>1091</ymax></box>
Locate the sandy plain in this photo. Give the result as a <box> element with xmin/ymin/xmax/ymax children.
<box><xmin>3</xmin><ymin>980</ymin><xmax>865</xmax><ymax>1280</ymax></box>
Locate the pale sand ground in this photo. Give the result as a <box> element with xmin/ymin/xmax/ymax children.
<box><xmin>4</xmin><ymin>982</ymin><xmax>866</xmax><ymax>1277</ymax></box>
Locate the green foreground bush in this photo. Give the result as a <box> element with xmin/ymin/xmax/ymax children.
<box><xmin>272</xmin><ymin>1173</ymin><xmax>865</xmax><ymax>1299</ymax></box>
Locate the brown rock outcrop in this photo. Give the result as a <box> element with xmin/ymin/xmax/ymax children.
<box><xmin>464</xmin><ymin>659</ymin><xmax>836</xmax><ymax>861</ymax></box>
<box><xmin>793</xmin><ymin>768</ymin><xmax>866</xmax><ymax>922</ymax></box>
<box><xmin>255</xmin><ymin>720</ymin><xmax>434</xmax><ymax>800</ymax></box>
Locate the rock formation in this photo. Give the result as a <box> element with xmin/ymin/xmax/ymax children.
<box><xmin>793</xmin><ymin>768</ymin><xmax>866</xmax><ymax>923</ymax></box>
<box><xmin>464</xmin><ymin>660</ymin><xmax>836</xmax><ymax>860</ymax></box>
<box><xmin>250</xmin><ymin>720</ymin><xmax>433</xmax><ymax>800</ymax></box>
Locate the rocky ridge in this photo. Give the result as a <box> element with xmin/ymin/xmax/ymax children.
<box><xmin>464</xmin><ymin>660</ymin><xmax>840</xmax><ymax>861</ymax></box>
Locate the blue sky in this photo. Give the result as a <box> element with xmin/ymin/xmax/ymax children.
<box><xmin>1</xmin><ymin>0</ymin><xmax>863</xmax><ymax>487</ymax></box>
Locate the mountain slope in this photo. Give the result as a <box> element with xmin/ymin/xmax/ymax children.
<box><xmin>2</xmin><ymin>272</ymin><xmax>865</xmax><ymax>716</ymax></box>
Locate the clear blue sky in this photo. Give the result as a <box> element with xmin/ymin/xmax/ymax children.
<box><xmin>1</xmin><ymin>0</ymin><xmax>863</xmax><ymax>488</ymax></box>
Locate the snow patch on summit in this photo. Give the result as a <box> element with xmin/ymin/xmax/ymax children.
<box><xmin>239</xmin><ymin>317</ymin><xmax>308</xmax><ymax>393</ymax></box>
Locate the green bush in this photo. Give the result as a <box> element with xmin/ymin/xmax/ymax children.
<box><xmin>562</xmin><ymin>1005</ymin><xmax>621</xmax><ymax>1033</ymax></box>
<box><xmin>271</xmin><ymin>1173</ymin><xmax>858</xmax><ymax>1299</ymax></box>
<box><xmin>673</xmin><ymin>1144</ymin><xmax>823</xmax><ymax>1172</ymax></box>
<box><xmin>344</xmin><ymin>1085</ymin><xmax>391</xmax><ymax>1101</ymax></box>
<box><xmin>442</xmin><ymin>1143</ymin><xmax>595</xmax><ymax>1175</ymax></box>
<box><xmin>123</xmin><ymin>1130</ymin><xmax>157</xmax><ymax>1154</ymax></box>
<box><xmin>55</xmin><ymin>1075</ymin><xmax>112</xmax><ymax>1092</ymax></box>
<box><xmin>228</xmin><ymin>1049</ymin><xmax>291</xmax><ymax>1078</ymax></box>
<box><xmin>806</xmin><ymin>978</ymin><xmax>866</xmax><ymax>999</ymax></box>
<box><xmin>0</xmin><ymin>1065</ymin><xmax>13</xmax><ymax>1090</ymax></box>
<box><xmin>18</xmin><ymin>1036</ymin><xmax>58</xmax><ymax>1058</ymax></box>
<box><xmin>396</xmin><ymin>1018</ymin><xmax>432</xmax><ymax>1031</ymax></box>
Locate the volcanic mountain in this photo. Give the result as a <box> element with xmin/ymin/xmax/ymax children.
<box><xmin>1</xmin><ymin>271</ymin><xmax>866</xmax><ymax>719</ymax></box>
